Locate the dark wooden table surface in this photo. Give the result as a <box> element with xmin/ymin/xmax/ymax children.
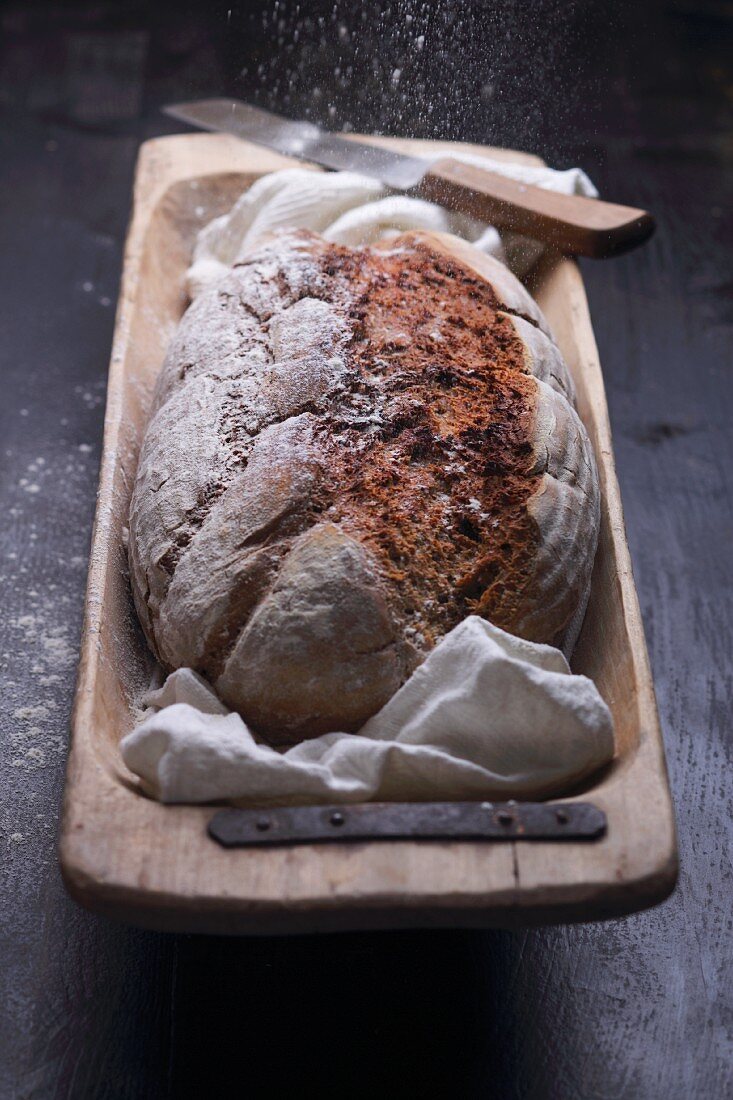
<box><xmin>1</xmin><ymin>1</ymin><xmax>731</xmax><ymax>1096</ymax></box>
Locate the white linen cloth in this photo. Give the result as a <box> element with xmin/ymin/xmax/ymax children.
<box><xmin>121</xmin><ymin>617</ymin><xmax>614</xmax><ymax>806</ymax></box>
<box><xmin>186</xmin><ymin>153</ymin><xmax>598</xmax><ymax>297</ymax></box>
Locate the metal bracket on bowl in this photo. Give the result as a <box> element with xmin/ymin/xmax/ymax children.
<box><xmin>208</xmin><ymin>800</ymin><xmax>607</xmax><ymax>848</ymax></box>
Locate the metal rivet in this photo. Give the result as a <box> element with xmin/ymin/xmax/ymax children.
<box><xmin>256</xmin><ymin>818</ymin><xmax>271</xmax><ymax>832</ymax></box>
<box><xmin>497</xmin><ymin>811</ymin><xmax>514</xmax><ymax>827</ymax></box>
<box><xmin>555</xmin><ymin>809</ymin><xmax>570</xmax><ymax>825</ymax></box>
<box><xmin>330</xmin><ymin>812</ymin><xmax>345</xmax><ymax>826</ymax></box>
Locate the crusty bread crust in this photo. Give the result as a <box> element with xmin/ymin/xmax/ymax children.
<box><xmin>129</xmin><ymin>229</ymin><xmax>599</xmax><ymax>743</ymax></box>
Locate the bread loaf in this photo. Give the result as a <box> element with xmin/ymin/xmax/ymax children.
<box><xmin>129</xmin><ymin>228</ymin><xmax>599</xmax><ymax>743</ymax></box>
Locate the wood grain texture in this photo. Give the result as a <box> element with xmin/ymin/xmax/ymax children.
<box><xmin>1</xmin><ymin>1</ymin><xmax>731</xmax><ymax>1097</ymax></box>
<box><xmin>57</xmin><ymin>131</ymin><xmax>676</xmax><ymax>934</ymax></box>
<box><xmin>417</xmin><ymin>159</ymin><xmax>655</xmax><ymax>257</ymax></box>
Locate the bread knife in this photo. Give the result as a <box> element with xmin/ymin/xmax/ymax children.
<box><xmin>163</xmin><ymin>97</ymin><xmax>654</xmax><ymax>259</ymax></box>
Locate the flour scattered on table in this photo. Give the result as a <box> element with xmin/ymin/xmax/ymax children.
<box><xmin>5</xmin><ymin>604</ymin><xmax>76</xmax><ymax>773</ymax></box>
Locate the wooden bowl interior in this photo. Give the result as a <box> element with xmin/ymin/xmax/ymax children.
<box><xmin>94</xmin><ymin>172</ymin><xmax>640</xmax><ymax>790</ymax></box>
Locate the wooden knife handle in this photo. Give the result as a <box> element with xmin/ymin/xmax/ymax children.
<box><xmin>416</xmin><ymin>158</ymin><xmax>655</xmax><ymax>259</ymax></box>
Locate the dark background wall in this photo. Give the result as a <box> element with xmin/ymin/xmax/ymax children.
<box><xmin>0</xmin><ymin>1</ymin><xmax>731</xmax><ymax>1097</ymax></box>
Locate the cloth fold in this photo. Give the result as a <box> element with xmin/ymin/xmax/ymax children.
<box><xmin>186</xmin><ymin>153</ymin><xmax>598</xmax><ymax>297</ymax></box>
<box><xmin>121</xmin><ymin>617</ymin><xmax>614</xmax><ymax>806</ymax></box>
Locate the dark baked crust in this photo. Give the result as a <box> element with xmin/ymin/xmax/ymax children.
<box><xmin>305</xmin><ymin>236</ymin><xmax>543</xmax><ymax>648</ymax></box>
<box><xmin>128</xmin><ymin>228</ymin><xmax>599</xmax><ymax>742</ymax></box>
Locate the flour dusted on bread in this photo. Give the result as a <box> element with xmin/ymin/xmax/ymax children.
<box><xmin>128</xmin><ymin>228</ymin><xmax>600</xmax><ymax>743</ymax></box>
